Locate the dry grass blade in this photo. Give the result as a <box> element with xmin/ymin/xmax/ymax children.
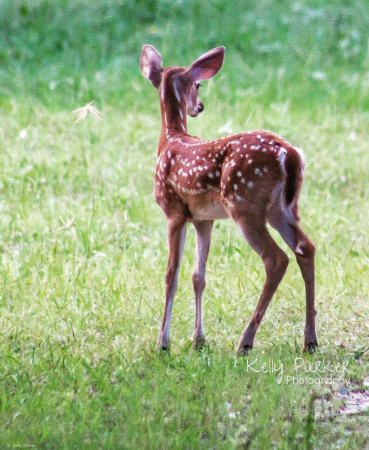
<box><xmin>72</xmin><ymin>101</ymin><xmax>103</xmax><ymax>123</ymax></box>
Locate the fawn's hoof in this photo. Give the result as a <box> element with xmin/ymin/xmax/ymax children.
<box><xmin>193</xmin><ymin>337</ymin><xmax>207</xmax><ymax>351</ymax></box>
<box><xmin>303</xmin><ymin>341</ymin><xmax>318</xmax><ymax>354</ymax></box>
<box><xmin>236</xmin><ymin>345</ymin><xmax>253</xmax><ymax>357</ymax></box>
<box><xmin>156</xmin><ymin>338</ymin><xmax>170</xmax><ymax>352</ymax></box>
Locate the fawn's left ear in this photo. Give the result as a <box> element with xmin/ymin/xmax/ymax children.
<box><xmin>186</xmin><ymin>47</ymin><xmax>225</xmax><ymax>82</ymax></box>
<box><xmin>140</xmin><ymin>45</ymin><xmax>163</xmax><ymax>89</ymax></box>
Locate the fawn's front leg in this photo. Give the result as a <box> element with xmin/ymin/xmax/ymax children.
<box><xmin>192</xmin><ymin>220</ymin><xmax>213</xmax><ymax>349</ymax></box>
<box><xmin>157</xmin><ymin>218</ymin><xmax>187</xmax><ymax>351</ymax></box>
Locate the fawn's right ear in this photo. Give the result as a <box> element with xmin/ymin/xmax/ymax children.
<box><xmin>140</xmin><ymin>45</ymin><xmax>163</xmax><ymax>89</ymax></box>
<box><xmin>186</xmin><ymin>47</ymin><xmax>225</xmax><ymax>82</ymax></box>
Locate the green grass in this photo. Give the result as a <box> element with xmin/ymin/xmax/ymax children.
<box><xmin>0</xmin><ymin>0</ymin><xmax>369</xmax><ymax>448</ymax></box>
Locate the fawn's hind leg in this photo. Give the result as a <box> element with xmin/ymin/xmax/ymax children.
<box><xmin>268</xmin><ymin>205</ymin><xmax>318</xmax><ymax>353</ymax></box>
<box><xmin>233</xmin><ymin>214</ymin><xmax>289</xmax><ymax>355</ymax></box>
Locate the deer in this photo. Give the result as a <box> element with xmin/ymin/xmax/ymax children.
<box><xmin>140</xmin><ymin>45</ymin><xmax>318</xmax><ymax>355</ymax></box>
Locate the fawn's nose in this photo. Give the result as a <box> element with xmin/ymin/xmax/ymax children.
<box><xmin>198</xmin><ymin>102</ymin><xmax>204</xmax><ymax>113</ymax></box>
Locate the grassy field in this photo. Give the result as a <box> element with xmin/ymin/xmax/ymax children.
<box><xmin>1</xmin><ymin>0</ymin><xmax>369</xmax><ymax>448</ymax></box>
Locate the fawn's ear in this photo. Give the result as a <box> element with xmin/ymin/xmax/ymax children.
<box><xmin>140</xmin><ymin>45</ymin><xmax>163</xmax><ymax>89</ymax></box>
<box><xmin>186</xmin><ymin>47</ymin><xmax>225</xmax><ymax>82</ymax></box>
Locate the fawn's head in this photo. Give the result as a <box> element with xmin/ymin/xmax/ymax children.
<box><xmin>140</xmin><ymin>45</ymin><xmax>225</xmax><ymax>117</ymax></box>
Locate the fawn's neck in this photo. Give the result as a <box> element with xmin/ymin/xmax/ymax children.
<box><xmin>158</xmin><ymin>84</ymin><xmax>188</xmax><ymax>153</ymax></box>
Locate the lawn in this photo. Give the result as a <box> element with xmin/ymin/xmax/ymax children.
<box><xmin>0</xmin><ymin>0</ymin><xmax>368</xmax><ymax>448</ymax></box>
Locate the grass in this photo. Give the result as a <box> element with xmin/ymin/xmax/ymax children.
<box><xmin>0</xmin><ymin>0</ymin><xmax>369</xmax><ymax>448</ymax></box>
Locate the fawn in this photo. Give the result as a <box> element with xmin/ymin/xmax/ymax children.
<box><xmin>140</xmin><ymin>45</ymin><xmax>318</xmax><ymax>355</ymax></box>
